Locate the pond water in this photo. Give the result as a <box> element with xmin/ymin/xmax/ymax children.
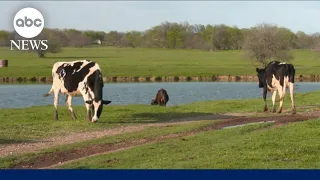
<box><xmin>0</xmin><ymin>82</ymin><xmax>320</xmax><ymax>109</ymax></box>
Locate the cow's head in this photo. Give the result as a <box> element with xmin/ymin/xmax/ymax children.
<box><xmin>85</xmin><ymin>99</ymin><xmax>111</xmax><ymax>122</ymax></box>
<box><xmin>256</xmin><ymin>68</ymin><xmax>266</xmax><ymax>88</ymax></box>
<box><xmin>151</xmin><ymin>99</ymin><xmax>157</xmax><ymax>105</ymax></box>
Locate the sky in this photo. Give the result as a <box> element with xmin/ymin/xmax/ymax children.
<box><xmin>0</xmin><ymin>1</ymin><xmax>320</xmax><ymax>34</ymax></box>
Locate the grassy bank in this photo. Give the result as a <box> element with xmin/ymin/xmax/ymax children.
<box><xmin>61</xmin><ymin>119</ymin><xmax>320</xmax><ymax>169</ymax></box>
<box><xmin>1</xmin><ymin>91</ymin><xmax>320</xmax><ymax>168</ymax></box>
<box><xmin>1</xmin><ymin>90</ymin><xmax>320</xmax><ymax>142</ymax></box>
<box><xmin>0</xmin><ymin>47</ymin><xmax>318</xmax><ymax>78</ymax></box>
<box><xmin>0</xmin><ymin>120</ymin><xmax>217</xmax><ymax>168</ymax></box>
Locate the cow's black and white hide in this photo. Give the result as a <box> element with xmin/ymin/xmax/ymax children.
<box><xmin>44</xmin><ymin>60</ymin><xmax>111</xmax><ymax>122</ymax></box>
<box><xmin>256</xmin><ymin>61</ymin><xmax>296</xmax><ymax>114</ymax></box>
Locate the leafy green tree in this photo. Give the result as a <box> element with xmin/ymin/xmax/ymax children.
<box><xmin>166</xmin><ymin>23</ymin><xmax>184</xmax><ymax>48</ymax></box>
<box><xmin>126</xmin><ymin>31</ymin><xmax>143</xmax><ymax>47</ymax></box>
<box><xmin>201</xmin><ymin>25</ymin><xmax>214</xmax><ymax>47</ymax></box>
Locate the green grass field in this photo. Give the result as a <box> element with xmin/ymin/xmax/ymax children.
<box><xmin>61</xmin><ymin>119</ymin><xmax>320</xmax><ymax>169</ymax></box>
<box><xmin>1</xmin><ymin>90</ymin><xmax>320</xmax><ymax>142</ymax></box>
<box><xmin>1</xmin><ymin>90</ymin><xmax>320</xmax><ymax>168</ymax></box>
<box><xmin>0</xmin><ymin>47</ymin><xmax>318</xmax><ymax>77</ymax></box>
<box><xmin>2</xmin><ymin>90</ymin><xmax>320</xmax><ymax>142</ymax></box>
<box><xmin>0</xmin><ymin>120</ymin><xmax>217</xmax><ymax>168</ymax></box>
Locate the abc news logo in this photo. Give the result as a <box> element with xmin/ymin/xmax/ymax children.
<box><xmin>16</xmin><ymin>16</ymin><xmax>43</xmax><ymax>28</ymax></box>
<box><xmin>10</xmin><ymin>7</ymin><xmax>48</xmax><ymax>51</ymax></box>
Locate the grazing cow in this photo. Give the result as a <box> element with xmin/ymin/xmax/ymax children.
<box><xmin>151</xmin><ymin>88</ymin><xmax>169</xmax><ymax>106</ymax></box>
<box><xmin>256</xmin><ymin>61</ymin><xmax>296</xmax><ymax>114</ymax></box>
<box><xmin>43</xmin><ymin>60</ymin><xmax>111</xmax><ymax>122</ymax></box>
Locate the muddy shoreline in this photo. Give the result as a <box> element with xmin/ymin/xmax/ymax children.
<box><xmin>0</xmin><ymin>75</ymin><xmax>319</xmax><ymax>84</ymax></box>
<box><xmin>0</xmin><ymin>75</ymin><xmax>320</xmax><ymax>84</ymax></box>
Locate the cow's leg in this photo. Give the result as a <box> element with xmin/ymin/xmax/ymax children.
<box><xmin>53</xmin><ymin>90</ymin><xmax>59</xmax><ymax>120</ymax></box>
<box><xmin>85</xmin><ymin>103</ymin><xmax>92</xmax><ymax>122</ymax></box>
<box><xmin>271</xmin><ymin>90</ymin><xmax>277</xmax><ymax>113</ymax></box>
<box><xmin>277</xmin><ymin>85</ymin><xmax>284</xmax><ymax>113</ymax></box>
<box><xmin>289</xmin><ymin>82</ymin><xmax>296</xmax><ymax>114</ymax></box>
<box><xmin>263</xmin><ymin>87</ymin><xmax>268</xmax><ymax>112</ymax></box>
<box><xmin>83</xmin><ymin>96</ymin><xmax>92</xmax><ymax>122</ymax></box>
<box><xmin>66</xmin><ymin>95</ymin><xmax>77</xmax><ymax>120</ymax></box>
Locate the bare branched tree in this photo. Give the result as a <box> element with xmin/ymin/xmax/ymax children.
<box><xmin>35</xmin><ymin>29</ymin><xmax>62</xmax><ymax>58</ymax></box>
<box><xmin>243</xmin><ymin>23</ymin><xmax>293</xmax><ymax>67</ymax></box>
<box><xmin>0</xmin><ymin>30</ymin><xmax>12</xmax><ymax>47</ymax></box>
<box><xmin>311</xmin><ymin>34</ymin><xmax>320</xmax><ymax>60</ymax></box>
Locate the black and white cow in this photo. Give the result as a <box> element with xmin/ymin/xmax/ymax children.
<box><xmin>43</xmin><ymin>60</ymin><xmax>111</xmax><ymax>122</ymax></box>
<box><xmin>256</xmin><ymin>61</ymin><xmax>296</xmax><ymax>114</ymax></box>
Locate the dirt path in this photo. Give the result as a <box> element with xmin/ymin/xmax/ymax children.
<box><xmin>0</xmin><ymin>114</ymin><xmax>238</xmax><ymax>157</ymax></box>
<box><xmin>12</xmin><ymin>112</ymin><xmax>319</xmax><ymax>169</ymax></box>
<box><xmin>1</xmin><ymin>109</ymin><xmax>319</xmax><ymax>158</ymax></box>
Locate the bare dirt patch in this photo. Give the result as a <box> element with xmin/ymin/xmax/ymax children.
<box><xmin>11</xmin><ymin>112</ymin><xmax>317</xmax><ymax>169</ymax></box>
<box><xmin>0</xmin><ymin>114</ymin><xmax>237</xmax><ymax>157</ymax></box>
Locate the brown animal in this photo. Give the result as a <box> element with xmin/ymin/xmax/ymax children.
<box><xmin>151</xmin><ymin>88</ymin><xmax>169</xmax><ymax>106</ymax></box>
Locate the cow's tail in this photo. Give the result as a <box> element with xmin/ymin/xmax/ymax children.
<box><xmin>43</xmin><ymin>87</ymin><xmax>53</xmax><ymax>97</ymax></box>
<box><xmin>288</xmin><ymin>64</ymin><xmax>295</xmax><ymax>83</ymax></box>
<box><xmin>43</xmin><ymin>64</ymin><xmax>59</xmax><ymax>97</ymax></box>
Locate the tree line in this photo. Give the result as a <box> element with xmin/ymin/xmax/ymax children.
<box><xmin>1</xmin><ymin>21</ymin><xmax>320</xmax><ymax>65</ymax></box>
<box><xmin>1</xmin><ymin>21</ymin><xmax>319</xmax><ymax>50</ymax></box>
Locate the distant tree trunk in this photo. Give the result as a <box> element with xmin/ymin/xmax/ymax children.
<box><xmin>262</xmin><ymin>61</ymin><xmax>267</xmax><ymax>68</ymax></box>
<box><xmin>38</xmin><ymin>50</ymin><xmax>45</xmax><ymax>58</ymax></box>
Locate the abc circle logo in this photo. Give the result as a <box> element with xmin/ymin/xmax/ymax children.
<box><xmin>13</xmin><ymin>7</ymin><xmax>44</xmax><ymax>39</ymax></box>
